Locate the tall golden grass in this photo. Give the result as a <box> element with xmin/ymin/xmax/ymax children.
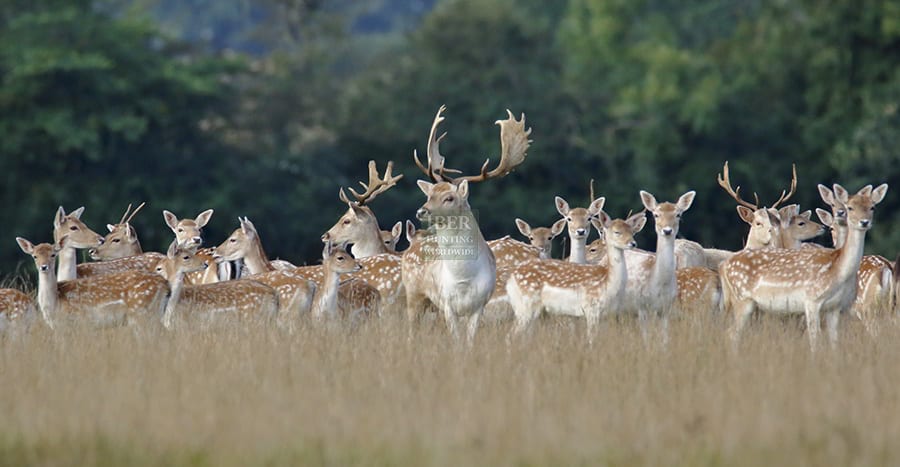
<box><xmin>1</xmin><ymin>313</ymin><xmax>899</xmax><ymax>466</ymax></box>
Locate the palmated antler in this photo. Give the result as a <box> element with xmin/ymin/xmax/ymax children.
<box><xmin>413</xmin><ymin>105</ymin><xmax>531</xmax><ymax>184</ymax></box>
<box><xmin>338</xmin><ymin>160</ymin><xmax>403</xmax><ymax>206</ymax></box>
<box><xmin>717</xmin><ymin>161</ymin><xmax>759</xmax><ymax>210</ymax></box>
<box><xmin>117</xmin><ymin>202</ymin><xmax>146</xmax><ymax>225</ymax></box>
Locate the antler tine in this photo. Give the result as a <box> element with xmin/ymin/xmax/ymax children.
<box><xmin>589</xmin><ymin>179</ymin><xmax>595</xmax><ymax>204</ymax></box>
<box><xmin>118</xmin><ymin>203</ymin><xmax>133</xmax><ymax>225</ymax></box>
<box><xmin>345</xmin><ymin>160</ymin><xmax>404</xmax><ymax>206</ymax></box>
<box><xmin>413</xmin><ymin>105</ymin><xmax>449</xmax><ymax>182</ymax></box>
<box><xmin>769</xmin><ymin>163</ymin><xmax>798</xmax><ymax>209</ymax></box>
<box><xmin>450</xmin><ymin>109</ymin><xmax>532</xmax><ymax>184</ymax></box>
<box><xmin>125</xmin><ymin>202</ymin><xmax>146</xmax><ymax>225</ymax></box>
<box><xmin>717</xmin><ymin>161</ymin><xmax>758</xmax><ymax>210</ymax></box>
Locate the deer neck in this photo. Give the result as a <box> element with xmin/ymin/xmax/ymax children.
<box><xmin>243</xmin><ymin>237</ymin><xmax>274</xmax><ymax>275</ymax></box>
<box><xmin>350</xmin><ymin>223</ymin><xmax>390</xmax><ymax>258</ymax></box>
<box><xmin>604</xmin><ymin>241</ymin><xmax>628</xmax><ymax>300</ymax></box>
<box><xmin>57</xmin><ymin>246</ymin><xmax>78</xmax><ymax>282</ymax></box>
<box><xmin>568</xmin><ymin>236</ymin><xmax>587</xmax><ymax>264</ymax></box>
<box><xmin>36</xmin><ymin>270</ymin><xmax>60</xmax><ymax>325</ymax></box>
<box><xmin>651</xmin><ymin>233</ymin><xmax>676</xmax><ymax>291</ymax></box>
<box><xmin>832</xmin><ymin>224</ymin><xmax>848</xmax><ymax>249</ymax></box>
<box><xmin>312</xmin><ymin>269</ymin><xmax>340</xmax><ymax>319</ymax></box>
<box><xmin>834</xmin><ymin>226</ymin><xmax>867</xmax><ymax>282</ymax></box>
<box><xmin>163</xmin><ymin>271</ymin><xmax>186</xmax><ymax>325</ymax></box>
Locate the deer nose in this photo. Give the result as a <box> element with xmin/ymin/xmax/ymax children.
<box><xmin>97</xmin><ymin>236</ymin><xmax>105</xmax><ymax>245</ymax></box>
<box><xmin>860</xmin><ymin>219</ymin><xmax>871</xmax><ymax>228</ymax></box>
<box><xmin>192</xmin><ymin>236</ymin><xmax>202</xmax><ymax>245</ymax></box>
<box><xmin>321</xmin><ymin>233</ymin><xmax>330</xmax><ymax>242</ymax></box>
<box><xmin>40</xmin><ymin>264</ymin><xmax>49</xmax><ymax>272</ymax></box>
<box><xmin>661</xmin><ymin>227</ymin><xmax>673</xmax><ymax>236</ymax></box>
<box><xmin>416</xmin><ymin>208</ymin><xmax>429</xmax><ymax>220</ymax></box>
<box><xmin>627</xmin><ymin>241</ymin><xmax>637</xmax><ymax>249</ymax></box>
<box><xmin>575</xmin><ymin>228</ymin><xmax>587</xmax><ymax>236</ymax></box>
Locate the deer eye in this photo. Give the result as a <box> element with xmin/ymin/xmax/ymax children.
<box><xmin>676</xmin><ymin>213</ymin><xmax>681</xmax><ymax>218</ymax></box>
<box><xmin>183</xmin><ymin>255</ymin><xmax>190</xmax><ymax>260</ymax></box>
<box><xmin>653</xmin><ymin>213</ymin><xmax>659</xmax><ymax>218</ymax></box>
<box><xmin>113</xmin><ymin>238</ymin><xmax>120</xmax><ymax>243</ymax></box>
<box><xmin>343</xmin><ymin>219</ymin><xmax>351</xmax><ymax>225</ymax></box>
<box><xmin>443</xmin><ymin>196</ymin><xmax>454</xmax><ymax>203</ymax></box>
<box><xmin>798</xmin><ymin>222</ymin><xmax>805</xmax><ymax>226</ymax></box>
<box><xmin>69</xmin><ymin>226</ymin><xmax>78</xmax><ymax>231</ymax></box>
<box><xmin>566</xmin><ymin>217</ymin><xmax>572</xmax><ymax>222</ymax></box>
<box><xmin>177</xmin><ymin>228</ymin><xmax>184</xmax><ymax>233</ymax></box>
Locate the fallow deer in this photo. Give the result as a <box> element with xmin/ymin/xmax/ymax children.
<box><xmin>162</xmin><ymin>209</ymin><xmax>224</xmax><ymax>284</ymax></box>
<box><xmin>158</xmin><ymin>243</ymin><xmax>278</xmax><ymax>329</ymax></box>
<box><xmin>720</xmin><ymin>183</ymin><xmax>888</xmax><ymax>350</ymax></box>
<box><xmin>322</xmin><ymin>160</ymin><xmax>403</xmax><ymax>258</ymax></box>
<box><xmin>506</xmin><ymin>211</ymin><xmax>645</xmax><ymax>340</ymax></box>
<box><xmin>381</xmin><ymin>221</ymin><xmax>404</xmax><ymax>253</ymax></box>
<box><xmin>817</xmin><ymin>185</ymin><xmax>893</xmax><ymax>332</ymax></box>
<box><xmin>53</xmin><ymin>206</ymin><xmax>105</xmax><ymax>282</ymax></box>
<box><xmin>0</xmin><ymin>288</ymin><xmax>36</xmax><ymax>330</ymax></box>
<box><xmin>311</xmin><ymin>243</ymin><xmax>379</xmax><ymax>324</ymax></box>
<box><xmin>515</xmin><ymin>218</ymin><xmax>567</xmax><ymax>260</ymax></box>
<box><xmin>77</xmin><ymin>203</ymin><xmax>165</xmax><ymax>278</ymax></box>
<box><xmin>17</xmin><ymin>237</ymin><xmax>169</xmax><ymax>329</ymax></box>
<box><xmin>556</xmin><ymin>196</ymin><xmax>606</xmax><ymax>264</ymax></box>
<box><xmin>403</xmin><ymin>105</ymin><xmax>531</xmax><ymax>344</ymax></box>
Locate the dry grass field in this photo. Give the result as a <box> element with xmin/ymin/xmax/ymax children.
<box><xmin>2</xmin><ymin>312</ymin><xmax>900</xmax><ymax>466</ymax></box>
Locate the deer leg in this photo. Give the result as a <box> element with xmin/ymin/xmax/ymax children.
<box><xmin>466</xmin><ymin>311</ymin><xmax>482</xmax><ymax>347</ymax></box>
<box><xmin>443</xmin><ymin>307</ymin><xmax>460</xmax><ymax>342</ymax></box>
<box><xmin>804</xmin><ymin>302</ymin><xmax>822</xmax><ymax>352</ymax></box>
<box><xmin>824</xmin><ymin>307</ymin><xmax>840</xmax><ymax>348</ymax></box>
<box><xmin>729</xmin><ymin>299</ymin><xmax>755</xmax><ymax>350</ymax></box>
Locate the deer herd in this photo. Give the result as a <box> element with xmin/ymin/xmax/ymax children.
<box><xmin>0</xmin><ymin>105</ymin><xmax>895</xmax><ymax>351</ymax></box>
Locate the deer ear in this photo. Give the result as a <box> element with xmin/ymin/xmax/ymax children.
<box><xmin>555</xmin><ymin>196</ymin><xmax>570</xmax><ymax>216</ymax></box>
<box><xmin>70</xmin><ymin>206</ymin><xmax>85</xmax><ymax>219</ymax></box>
<box><xmin>107</xmin><ymin>224</ymin><xmax>116</xmax><ymax>232</ymax></box>
<box><xmin>456</xmin><ymin>180</ymin><xmax>469</xmax><ymax>199</ymax></box>
<box><xmin>515</xmin><ymin>218</ymin><xmax>531</xmax><ymax>237</ymax></box>
<box><xmin>597</xmin><ymin>210</ymin><xmax>612</xmax><ymax>229</ymax></box>
<box><xmin>639</xmin><ymin>191</ymin><xmax>657</xmax><ymax>211</ymax></box>
<box><xmin>417</xmin><ymin>180</ymin><xmax>434</xmax><ymax>196</ymax></box>
<box><xmin>736</xmin><ymin>206</ymin><xmax>755</xmax><ymax>224</ymax></box>
<box><xmin>195</xmin><ymin>209</ymin><xmax>214</xmax><ymax>228</ymax></box>
<box><xmin>166</xmin><ymin>240</ymin><xmax>179</xmax><ymax>258</ymax></box>
<box><xmin>871</xmin><ymin>183</ymin><xmax>888</xmax><ymax>204</ymax></box>
<box><xmin>800</xmin><ymin>210</ymin><xmax>812</xmax><ymax>221</ymax></box>
<box><xmin>391</xmin><ymin>221</ymin><xmax>403</xmax><ymax>238</ymax></box>
<box><xmin>588</xmin><ymin>197</ymin><xmax>606</xmax><ymax>214</ymax></box>
<box><xmin>405</xmin><ymin>220</ymin><xmax>416</xmax><ymax>242</ymax></box>
<box><xmin>676</xmin><ymin>191</ymin><xmax>696</xmax><ymax>212</ymax></box>
<box><xmin>551</xmin><ymin>218</ymin><xmax>567</xmax><ymax>236</ymax></box>
<box><xmin>626</xmin><ymin>212</ymin><xmax>647</xmax><ymax>233</ymax></box>
<box><xmin>163</xmin><ymin>210</ymin><xmax>179</xmax><ymax>231</ymax></box>
<box><xmin>815</xmin><ymin>208</ymin><xmax>833</xmax><ymax>226</ymax></box>
<box><xmin>833</xmin><ymin>184</ymin><xmax>850</xmax><ymax>204</ymax></box>
<box><xmin>15</xmin><ymin>237</ymin><xmax>34</xmax><ymax>255</ymax></box>
<box><xmin>817</xmin><ymin>184</ymin><xmax>835</xmax><ymax>206</ymax></box>
<box><xmin>54</xmin><ymin>207</ymin><xmax>65</xmax><ymax>228</ymax></box>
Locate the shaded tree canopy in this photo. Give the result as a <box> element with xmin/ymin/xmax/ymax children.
<box><xmin>2</xmin><ymin>0</ymin><xmax>900</xmax><ymax>279</ymax></box>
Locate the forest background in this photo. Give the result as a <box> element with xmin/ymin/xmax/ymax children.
<box><xmin>2</xmin><ymin>0</ymin><xmax>899</xmax><ymax>276</ymax></box>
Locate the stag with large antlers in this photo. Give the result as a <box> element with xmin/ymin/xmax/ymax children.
<box><xmin>322</xmin><ymin>160</ymin><xmax>403</xmax><ymax>258</ymax></box>
<box><xmin>403</xmin><ymin>105</ymin><xmax>531</xmax><ymax>344</ymax></box>
<box><xmin>718</xmin><ymin>161</ymin><xmax>797</xmax><ymax>249</ymax></box>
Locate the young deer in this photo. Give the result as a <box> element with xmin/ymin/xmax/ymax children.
<box><xmin>17</xmin><ymin>237</ymin><xmax>169</xmax><ymax>329</ymax></box>
<box><xmin>78</xmin><ymin>203</ymin><xmax>165</xmax><ymax>278</ymax></box>
<box><xmin>720</xmin><ymin>183</ymin><xmax>888</xmax><ymax>350</ymax></box>
<box><xmin>162</xmin><ymin>209</ymin><xmax>224</xmax><ymax>284</ymax></box>
<box><xmin>506</xmin><ymin>211</ymin><xmax>645</xmax><ymax>340</ymax></box>
<box><xmin>321</xmin><ymin>160</ymin><xmax>403</xmax><ymax>258</ymax></box>
<box><xmin>636</xmin><ymin>191</ymin><xmax>722</xmax><ymax>337</ymax></box>
<box><xmin>515</xmin><ymin>218</ymin><xmax>567</xmax><ymax>259</ymax></box>
<box><xmin>53</xmin><ymin>206</ymin><xmax>105</xmax><ymax>281</ymax></box>
<box><xmin>312</xmin><ymin>243</ymin><xmax>379</xmax><ymax>323</ymax></box>
<box><xmin>381</xmin><ymin>221</ymin><xmax>404</xmax><ymax>253</ymax></box>
<box><xmin>0</xmin><ymin>288</ymin><xmax>36</xmax><ymax>330</ymax></box>
<box><xmin>403</xmin><ymin>105</ymin><xmax>531</xmax><ymax>344</ymax></box>
<box><xmin>817</xmin><ymin>185</ymin><xmax>893</xmax><ymax>332</ymax></box>
<box><xmin>556</xmin><ymin>196</ymin><xmax>606</xmax><ymax>264</ymax></box>
<box><xmin>158</xmin><ymin>244</ymin><xmax>278</xmax><ymax>329</ymax></box>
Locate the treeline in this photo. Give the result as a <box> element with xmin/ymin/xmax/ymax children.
<box><xmin>2</xmin><ymin>0</ymin><xmax>900</xmax><ymax>278</ymax></box>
